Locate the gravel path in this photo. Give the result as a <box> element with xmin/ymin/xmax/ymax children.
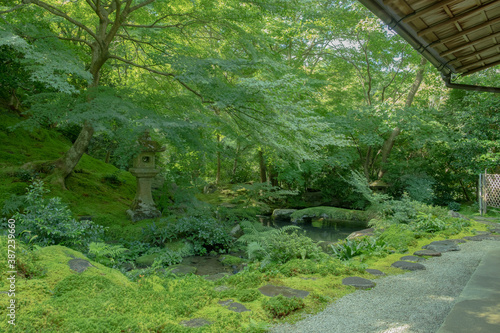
<box><xmin>271</xmin><ymin>240</ymin><xmax>499</xmax><ymax>333</ymax></box>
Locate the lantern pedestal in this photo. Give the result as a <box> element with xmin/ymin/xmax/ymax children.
<box><xmin>127</xmin><ymin>132</ymin><xmax>165</xmax><ymax>222</ymax></box>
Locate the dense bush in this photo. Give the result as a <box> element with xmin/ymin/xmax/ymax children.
<box><xmin>262</xmin><ymin>295</ymin><xmax>305</xmax><ymax>318</ymax></box>
<box><xmin>7</xmin><ymin>180</ymin><xmax>105</xmax><ymax>250</ymax></box>
<box><xmin>143</xmin><ymin>215</ymin><xmax>232</xmax><ymax>255</ymax></box>
<box><xmin>376</xmin><ymin>224</ymin><xmax>417</xmax><ymax>252</ymax></box>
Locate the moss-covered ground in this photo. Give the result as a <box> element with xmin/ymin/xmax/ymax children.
<box><xmin>0</xmin><ymin>109</ymin><xmax>497</xmax><ymax>332</ymax></box>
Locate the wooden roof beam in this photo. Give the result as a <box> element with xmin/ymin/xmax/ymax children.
<box><xmin>403</xmin><ymin>0</ymin><xmax>460</xmax><ymax>23</ymax></box>
<box><xmin>440</xmin><ymin>30</ymin><xmax>500</xmax><ymax>56</ymax></box>
<box><xmin>463</xmin><ymin>57</ymin><xmax>500</xmax><ymax>75</ymax></box>
<box><xmin>449</xmin><ymin>43</ymin><xmax>500</xmax><ymax>65</ymax></box>
<box><xmin>456</xmin><ymin>53</ymin><xmax>500</xmax><ymax>71</ymax></box>
<box><xmin>417</xmin><ymin>1</ymin><xmax>500</xmax><ymax>37</ymax></box>
<box><xmin>432</xmin><ymin>16</ymin><xmax>500</xmax><ymax>47</ymax></box>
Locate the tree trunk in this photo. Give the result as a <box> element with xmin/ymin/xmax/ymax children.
<box><xmin>377</xmin><ymin>56</ymin><xmax>427</xmax><ymax>180</ymax></box>
<box><xmin>269</xmin><ymin>164</ymin><xmax>279</xmax><ymax>187</ymax></box>
<box><xmin>258</xmin><ymin>149</ymin><xmax>267</xmax><ymax>183</ymax></box>
<box><xmin>54</xmin><ymin>121</ymin><xmax>94</xmax><ymax>188</ymax></box>
<box><xmin>216</xmin><ymin>134</ymin><xmax>221</xmax><ymax>185</ymax></box>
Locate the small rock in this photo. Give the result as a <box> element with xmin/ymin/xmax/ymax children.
<box><xmin>414</xmin><ymin>249</ymin><xmax>441</xmax><ymax>257</ymax></box>
<box><xmin>366</xmin><ymin>269</ymin><xmax>385</xmax><ymax>276</ymax></box>
<box><xmin>230</xmin><ymin>224</ymin><xmax>243</xmax><ymax>238</ymax></box>
<box><xmin>258</xmin><ymin>284</ymin><xmax>309</xmax><ymax>299</ymax></box>
<box><xmin>180</xmin><ymin>318</ymin><xmax>211</xmax><ymax>328</ymax></box>
<box><xmin>422</xmin><ymin>240</ymin><xmax>460</xmax><ymax>252</ymax></box>
<box><xmin>342</xmin><ymin>277</ymin><xmax>375</xmax><ymax>289</ymax></box>
<box><xmin>391</xmin><ymin>261</ymin><xmax>426</xmax><ymax>271</ymax></box>
<box><xmin>400</xmin><ymin>255</ymin><xmax>425</xmax><ymax>262</ymax></box>
<box><xmin>68</xmin><ymin>259</ymin><xmax>94</xmax><ymax>273</ymax></box>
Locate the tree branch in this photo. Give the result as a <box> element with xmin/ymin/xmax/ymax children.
<box><xmin>0</xmin><ymin>4</ymin><xmax>25</xmax><ymax>15</ymax></box>
<box><xmin>128</xmin><ymin>0</ymin><xmax>155</xmax><ymax>14</ymax></box>
<box><xmin>57</xmin><ymin>35</ymin><xmax>93</xmax><ymax>49</ymax></box>
<box><xmin>27</xmin><ymin>0</ymin><xmax>98</xmax><ymax>41</ymax></box>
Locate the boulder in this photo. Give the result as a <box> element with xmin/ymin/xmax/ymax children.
<box><xmin>230</xmin><ymin>224</ymin><xmax>244</xmax><ymax>238</ymax></box>
<box><xmin>342</xmin><ymin>276</ymin><xmax>375</xmax><ymax>289</ymax></box>
<box><xmin>391</xmin><ymin>261</ymin><xmax>426</xmax><ymax>271</ymax></box>
<box><xmin>448</xmin><ymin>210</ymin><xmax>470</xmax><ymax>220</ymax></box>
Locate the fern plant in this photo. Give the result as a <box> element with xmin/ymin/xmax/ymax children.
<box><xmin>237</xmin><ymin>221</ymin><xmax>322</xmax><ymax>266</ymax></box>
<box><xmin>88</xmin><ymin>242</ymin><xmax>128</xmax><ymax>266</ymax></box>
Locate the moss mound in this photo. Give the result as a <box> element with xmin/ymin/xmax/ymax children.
<box><xmin>290</xmin><ymin>206</ymin><xmax>371</xmax><ymax>223</ymax></box>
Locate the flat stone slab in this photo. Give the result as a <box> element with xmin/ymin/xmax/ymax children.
<box><xmin>258</xmin><ymin>284</ymin><xmax>309</xmax><ymax>299</ymax></box>
<box><xmin>463</xmin><ymin>234</ymin><xmax>500</xmax><ymax>241</ymax></box>
<box><xmin>414</xmin><ymin>249</ymin><xmax>442</xmax><ymax>257</ymax></box>
<box><xmin>342</xmin><ymin>277</ymin><xmax>375</xmax><ymax>289</ymax></box>
<box><xmin>489</xmin><ymin>227</ymin><xmax>500</xmax><ymax>234</ymax></box>
<box><xmin>218</xmin><ymin>300</ymin><xmax>251</xmax><ymax>313</ymax></box>
<box><xmin>366</xmin><ymin>269</ymin><xmax>385</xmax><ymax>276</ymax></box>
<box><xmin>68</xmin><ymin>259</ymin><xmax>94</xmax><ymax>273</ymax></box>
<box><xmin>422</xmin><ymin>240</ymin><xmax>460</xmax><ymax>252</ymax></box>
<box><xmin>391</xmin><ymin>261</ymin><xmax>426</xmax><ymax>271</ymax></box>
<box><xmin>400</xmin><ymin>255</ymin><xmax>425</xmax><ymax>262</ymax></box>
<box><xmin>180</xmin><ymin>318</ymin><xmax>211</xmax><ymax>328</ymax></box>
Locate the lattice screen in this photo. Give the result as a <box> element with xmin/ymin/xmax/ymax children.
<box><xmin>479</xmin><ymin>173</ymin><xmax>500</xmax><ymax>214</ymax></box>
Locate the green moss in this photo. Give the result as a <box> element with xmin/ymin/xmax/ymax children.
<box><xmin>220</xmin><ymin>255</ymin><xmax>245</xmax><ymax>266</ymax></box>
<box><xmin>135</xmin><ymin>253</ymin><xmax>160</xmax><ymax>268</ymax></box>
<box><xmin>290</xmin><ymin>206</ymin><xmax>371</xmax><ymax>223</ymax></box>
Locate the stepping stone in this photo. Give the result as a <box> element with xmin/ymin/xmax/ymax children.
<box><xmin>414</xmin><ymin>249</ymin><xmax>441</xmax><ymax>257</ymax></box>
<box><xmin>180</xmin><ymin>318</ymin><xmax>211</xmax><ymax>328</ymax></box>
<box><xmin>463</xmin><ymin>234</ymin><xmax>500</xmax><ymax>241</ymax></box>
<box><xmin>68</xmin><ymin>259</ymin><xmax>94</xmax><ymax>273</ymax></box>
<box><xmin>218</xmin><ymin>300</ymin><xmax>250</xmax><ymax>313</ymax></box>
<box><xmin>400</xmin><ymin>255</ymin><xmax>425</xmax><ymax>262</ymax></box>
<box><xmin>258</xmin><ymin>284</ymin><xmax>309</xmax><ymax>299</ymax></box>
<box><xmin>391</xmin><ymin>261</ymin><xmax>426</xmax><ymax>271</ymax></box>
<box><xmin>422</xmin><ymin>240</ymin><xmax>460</xmax><ymax>252</ymax></box>
<box><xmin>342</xmin><ymin>277</ymin><xmax>375</xmax><ymax>289</ymax></box>
<box><xmin>489</xmin><ymin>227</ymin><xmax>500</xmax><ymax>234</ymax></box>
<box><xmin>366</xmin><ymin>269</ymin><xmax>385</xmax><ymax>276</ymax></box>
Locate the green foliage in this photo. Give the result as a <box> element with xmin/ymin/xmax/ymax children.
<box><xmin>236</xmin><ymin>182</ymin><xmax>299</xmax><ymax>206</ymax></box>
<box><xmin>0</xmin><ymin>236</ymin><xmax>45</xmax><ymax>279</ymax></box>
<box><xmin>404</xmin><ymin>176</ymin><xmax>435</xmax><ymax>204</ymax></box>
<box><xmin>237</xmin><ymin>289</ymin><xmax>261</xmax><ymax>302</ymax></box>
<box><xmin>87</xmin><ymin>242</ymin><xmax>128</xmax><ymax>266</ymax></box>
<box><xmin>377</xmin><ymin>224</ymin><xmax>417</xmax><ymax>252</ymax></box>
<box><xmin>9</xmin><ymin>180</ymin><xmax>105</xmax><ymax>250</ymax></box>
<box><xmin>237</xmin><ymin>221</ymin><xmax>324</xmax><ymax>265</ymax></box>
<box><xmin>279</xmin><ymin>258</ymin><xmax>349</xmax><ymax>277</ymax></box>
<box><xmin>330</xmin><ymin>237</ymin><xmax>389</xmax><ymax>261</ymax></box>
<box><xmin>448</xmin><ymin>201</ymin><xmax>461</xmax><ymax>212</ymax></box>
<box><xmin>262</xmin><ymin>295</ymin><xmax>305</xmax><ymax>318</ymax></box>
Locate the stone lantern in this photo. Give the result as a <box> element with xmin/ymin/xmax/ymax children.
<box><xmin>127</xmin><ymin>132</ymin><xmax>165</xmax><ymax>222</ymax></box>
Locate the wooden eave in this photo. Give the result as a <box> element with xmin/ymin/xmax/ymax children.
<box><xmin>359</xmin><ymin>0</ymin><xmax>500</xmax><ymax>91</ymax></box>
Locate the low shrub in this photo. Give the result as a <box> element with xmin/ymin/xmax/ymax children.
<box><xmin>377</xmin><ymin>224</ymin><xmax>417</xmax><ymax>252</ymax></box>
<box><xmin>8</xmin><ymin>180</ymin><xmax>105</xmax><ymax>250</ymax></box>
<box><xmin>237</xmin><ymin>289</ymin><xmax>261</xmax><ymax>302</ymax></box>
<box><xmin>262</xmin><ymin>295</ymin><xmax>305</xmax><ymax>318</ymax></box>
<box><xmin>87</xmin><ymin>242</ymin><xmax>128</xmax><ymax>266</ymax></box>
<box><xmin>279</xmin><ymin>258</ymin><xmax>348</xmax><ymax>277</ymax></box>
<box><xmin>330</xmin><ymin>237</ymin><xmax>388</xmax><ymax>261</ymax></box>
